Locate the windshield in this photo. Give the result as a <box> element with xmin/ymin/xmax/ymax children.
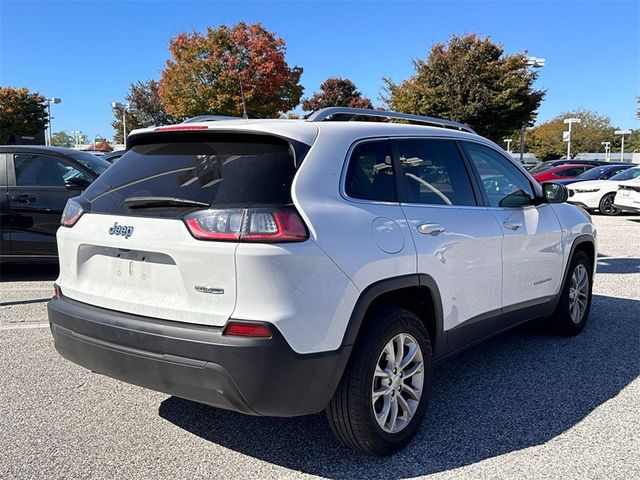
<box><xmin>69</xmin><ymin>151</ymin><xmax>111</xmax><ymax>176</ymax></box>
<box><xmin>610</xmin><ymin>167</ymin><xmax>640</xmax><ymax>181</ymax></box>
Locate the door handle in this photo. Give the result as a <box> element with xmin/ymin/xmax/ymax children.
<box><xmin>417</xmin><ymin>223</ymin><xmax>446</xmax><ymax>235</ymax></box>
<box><xmin>10</xmin><ymin>194</ymin><xmax>36</xmax><ymax>203</ymax></box>
<box><xmin>503</xmin><ymin>221</ymin><xmax>522</xmax><ymax>231</ymax></box>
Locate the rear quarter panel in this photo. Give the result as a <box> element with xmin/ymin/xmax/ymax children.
<box><xmin>292</xmin><ymin>129</ymin><xmax>417</xmax><ymax>289</ymax></box>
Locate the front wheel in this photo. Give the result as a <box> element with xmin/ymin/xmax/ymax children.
<box><xmin>550</xmin><ymin>250</ymin><xmax>593</xmax><ymax>336</ymax></box>
<box><xmin>599</xmin><ymin>192</ymin><xmax>621</xmax><ymax>216</ymax></box>
<box><xmin>326</xmin><ymin>308</ymin><xmax>432</xmax><ymax>456</ymax></box>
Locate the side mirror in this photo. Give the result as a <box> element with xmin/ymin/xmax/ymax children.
<box><xmin>542</xmin><ymin>182</ymin><xmax>568</xmax><ymax>203</ymax></box>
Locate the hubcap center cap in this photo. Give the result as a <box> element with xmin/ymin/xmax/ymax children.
<box><xmin>390</xmin><ymin>373</ymin><xmax>402</xmax><ymax>390</ymax></box>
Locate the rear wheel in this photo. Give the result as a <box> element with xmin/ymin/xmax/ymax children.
<box><xmin>326</xmin><ymin>308</ymin><xmax>432</xmax><ymax>456</ymax></box>
<box><xmin>599</xmin><ymin>192</ymin><xmax>621</xmax><ymax>216</ymax></box>
<box><xmin>550</xmin><ymin>250</ymin><xmax>593</xmax><ymax>336</ymax></box>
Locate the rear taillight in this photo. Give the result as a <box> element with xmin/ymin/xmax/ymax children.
<box><xmin>185</xmin><ymin>208</ymin><xmax>244</xmax><ymax>240</ymax></box>
<box><xmin>61</xmin><ymin>197</ymin><xmax>86</xmax><ymax>227</ymax></box>
<box><xmin>620</xmin><ymin>185</ymin><xmax>640</xmax><ymax>192</ymax></box>
<box><xmin>224</xmin><ymin>322</ymin><xmax>272</xmax><ymax>338</ymax></box>
<box><xmin>184</xmin><ymin>207</ymin><xmax>308</xmax><ymax>243</ymax></box>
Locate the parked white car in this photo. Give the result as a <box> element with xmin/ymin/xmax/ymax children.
<box><xmin>48</xmin><ymin>107</ymin><xmax>596</xmax><ymax>455</ymax></box>
<box><xmin>613</xmin><ymin>177</ymin><xmax>640</xmax><ymax>213</ymax></box>
<box><xmin>567</xmin><ymin>166</ymin><xmax>640</xmax><ymax>215</ymax></box>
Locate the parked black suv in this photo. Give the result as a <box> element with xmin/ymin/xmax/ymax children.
<box><xmin>0</xmin><ymin>146</ymin><xmax>110</xmax><ymax>262</ymax></box>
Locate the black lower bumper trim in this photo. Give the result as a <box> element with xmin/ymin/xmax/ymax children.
<box><xmin>613</xmin><ymin>203</ymin><xmax>640</xmax><ymax>213</ymax></box>
<box><xmin>48</xmin><ymin>296</ymin><xmax>351</xmax><ymax>417</ymax></box>
<box><xmin>567</xmin><ymin>201</ymin><xmax>590</xmax><ymax>210</ymax></box>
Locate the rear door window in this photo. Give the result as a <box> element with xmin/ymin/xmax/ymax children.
<box><xmin>396</xmin><ymin>139</ymin><xmax>476</xmax><ymax>206</ymax></box>
<box><xmin>83</xmin><ymin>134</ymin><xmax>304</xmax><ymax>217</ymax></box>
<box><xmin>556</xmin><ymin>167</ymin><xmax>586</xmax><ymax>177</ymax></box>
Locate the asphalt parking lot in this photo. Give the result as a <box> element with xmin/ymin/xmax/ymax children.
<box><xmin>1</xmin><ymin>215</ymin><xmax>638</xmax><ymax>480</ymax></box>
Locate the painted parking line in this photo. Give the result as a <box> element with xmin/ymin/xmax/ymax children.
<box><xmin>0</xmin><ymin>298</ymin><xmax>50</xmax><ymax>307</ymax></box>
<box><xmin>0</xmin><ymin>322</ymin><xmax>50</xmax><ymax>331</ymax></box>
<box><xmin>1</xmin><ymin>287</ymin><xmax>53</xmax><ymax>291</ymax></box>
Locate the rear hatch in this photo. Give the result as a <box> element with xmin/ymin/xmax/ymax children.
<box><xmin>56</xmin><ymin>130</ymin><xmax>310</xmax><ymax>326</ymax></box>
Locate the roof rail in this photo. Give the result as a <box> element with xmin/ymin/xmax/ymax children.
<box><xmin>305</xmin><ymin>107</ymin><xmax>476</xmax><ymax>134</ymax></box>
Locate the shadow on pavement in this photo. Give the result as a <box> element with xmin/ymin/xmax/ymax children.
<box><xmin>159</xmin><ymin>294</ymin><xmax>640</xmax><ymax>479</ymax></box>
<box><xmin>0</xmin><ymin>263</ymin><xmax>59</xmax><ymax>282</ymax></box>
<box><xmin>597</xmin><ymin>257</ymin><xmax>640</xmax><ymax>274</ymax></box>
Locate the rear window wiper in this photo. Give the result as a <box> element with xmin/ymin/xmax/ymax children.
<box><xmin>124</xmin><ymin>196</ymin><xmax>210</xmax><ymax>209</ymax></box>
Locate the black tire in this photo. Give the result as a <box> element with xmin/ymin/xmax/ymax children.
<box><xmin>598</xmin><ymin>192</ymin><xmax>621</xmax><ymax>216</ymax></box>
<box><xmin>550</xmin><ymin>250</ymin><xmax>593</xmax><ymax>336</ymax></box>
<box><xmin>326</xmin><ymin>307</ymin><xmax>432</xmax><ymax>456</ymax></box>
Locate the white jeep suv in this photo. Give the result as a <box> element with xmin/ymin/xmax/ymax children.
<box><xmin>48</xmin><ymin>108</ymin><xmax>596</xmax><ymax>456</ymax></box>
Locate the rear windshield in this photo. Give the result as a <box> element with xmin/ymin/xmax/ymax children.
<box><xmin>610</xmin><ymin>167</ymin><xmax>640</xmax><ymax>181</ymax></box>
<box><xmin>82</xmin><ymin>134</ymin><xmax>304</xmax><ymax>217</ymax></box>
<box><xmin>576</xmin><ymin>167</ymin><xmax>607</xmax><ymax>180</ymax></box>
<box><xmin>529</xmin><ymin>163</ymin><xmax>554</xmax><ymax>174</ymax></box>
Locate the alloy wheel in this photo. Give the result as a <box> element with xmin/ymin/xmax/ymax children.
<box><xmin>568</xmin><ymin>264</ymin><xmax>589</xmax><ymax>324</ymax></box>
<box><xmin>600</xmin><ymin>194</ymin><xmax>620</xmax><ymax>215</ymax></box>
<box><xmin>372</xmin><ymin>333</ymin><xmax>424</xmax><ymax>433</ymax></box>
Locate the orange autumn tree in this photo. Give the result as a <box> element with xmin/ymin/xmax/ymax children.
<box><xmin>159</xmin><ymin>22</ymin><xmax>303</xmax><ymax>118</ymax></box>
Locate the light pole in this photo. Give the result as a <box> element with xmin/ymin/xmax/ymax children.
<box><xmin>71</xmin><ymin>130</ymin><xmax>81</xmax><ymax>149</ymax></box>
<box><xmin>519</xmin><ymin>57</ymin><xmax>546</xmax><ymax>163</ymax></box>
<box><xmin>563</xmin><ymin>118</ymin><xmax>581</xmax><ymax>159</ymax></box>
<box><xmin>614</xmin><ymin>129</ymin><xmax>632</xmax><ymax>162</ymax></box>
<box><xmin>112</xmin><ymin>101</ymin><xmax>133</xmax><ymax>145</ymax></box>
<box><xmin>43</xmin><ymin>97</ymin><xmax>62</xmax><ymax>146</ymax></box>
<box><xmin>503</xmin><ymin>138</ymin><xmax>513</xmax><ymax>153</ymax></box>
<box><xmin>601</xmin><ymin>141</ymin><xmax>611</xmax><ymax>162</ymax></box>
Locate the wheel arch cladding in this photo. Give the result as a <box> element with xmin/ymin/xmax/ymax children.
<box><xmin>341</xmin><ymin>274</ymin><xmax>446</xmax><ymax>359</ymax></box>
<box><xmin>571</xmin><ymin>235</ymin><xmax>596</xmax><ymax>278</ymax></box>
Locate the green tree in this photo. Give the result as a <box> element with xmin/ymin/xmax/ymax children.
<box><xmin>302</xmin><ymin>77</ymin><xmax>373</xmax><ymax>112</ymax></box>
<box><xmin>51</xmin><ymin>131</ymin><xmax>74</xmax><ymax>147</ymax></box>
<box><xmin>628</xmin><ymin>97</ymin><xmax>640</xmax><ymax>153</ymax></box>
<box><xmin>0</xmin><ymin>86</ymin><xmax>48</xmax><ymax>144</ymax></box>
<box><xmin>383</xmin><ymin>33</ymin><xmax>545</xmax><ymax>142</ymax></box>
<box><xmin>159</xmin><ymin>22</ymin><xmax>303</xmax><ymax>118</ymax></box>
<box><xmin>77</xmin><ymin>132</ymin><xmax>90</xmax><ymax>145</ymax></box>
<box><xmin>112</xmin><ymin>80</ymin><xmax>177</xmax><ymax>143</ymax></box>
<box><xmin>527</xmin><ymin>110</ymin><xmax>616</xmax><ymax>161</ymax></box>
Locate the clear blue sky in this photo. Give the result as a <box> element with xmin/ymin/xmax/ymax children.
<box><xmin>1</xmin><ymin>0</ymin><xmax>638</xmax><ymax>141</ymax></box>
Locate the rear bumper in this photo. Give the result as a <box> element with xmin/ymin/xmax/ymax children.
<box><xmin>48</xmin><ymin>295</ymin><xmax>351</xmax><ymax>417</ymax></box>
<box><xmin>613</xmin><ymin>197</ymin><xmax>640</xmax><ymax>213</ymax></box>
